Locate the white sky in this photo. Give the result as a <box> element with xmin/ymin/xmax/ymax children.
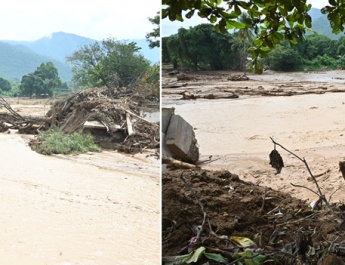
<box><xmin>0</xmin><ymin>0</ymin><xmax>160</xmax><ymax>41</ymax></box>
<box><xmin>163</xmin><ymin>0</ymin><xmax>329</xmax><ymax>37</ymax></box>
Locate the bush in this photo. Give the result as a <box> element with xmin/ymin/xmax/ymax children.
<box><xmin>268</xmin><ymin>45</ymin><xmax>303</xmax><ymax>71</ymax></box>
<box><xmin>37</xmin><ymin>128</ymin><xmax>101</xmax><ymax>155</ymax></box>
<box><xmin>136</xmin><ymin>63</ymin><xmax>160</xmax><ymax>100</ymax></box>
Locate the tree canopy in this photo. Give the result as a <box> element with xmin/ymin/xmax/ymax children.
<box><xmin>163</xmin><ymin>24</ymin><xmax>237</xmax><ymax>70</ymax></box>
<box><xmin>20</xmin><ymin>62</ymin><xmax>61</xmax><ymax>97</ymax></box>
<box><xmin>66</xmin><ymin>38</ymin><xmax>151</xmax><ymax>90</ymax></box>
<box><xmin>163</xmin><ymin>23</ymin><xmax>345</xmax><ymax>72</ymax></box>
<box><xmin>146</xmin><ymin>11</ymin><xmax>160</xmax><ymax>48</ymax></box>
<box><xmin>162</xmin><ymin>0</ymin><xmax>345</xmax><ymax>72</ymax></box>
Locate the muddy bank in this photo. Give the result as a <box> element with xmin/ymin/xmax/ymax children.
<box><xmin>163</xmin><ymin>169</ymin><xmax>345</xmax><ymax>264</ymax></box>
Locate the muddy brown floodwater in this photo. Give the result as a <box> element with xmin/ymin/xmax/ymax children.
<box><xmin>0</xmin><ymin>133</ymin><xmax>160</xmax><ymax>265</ymax></box>
<box><xmin>163</xmin><ymin>70</ymin><xmax>345</xmax><ymax>204</ymax></box>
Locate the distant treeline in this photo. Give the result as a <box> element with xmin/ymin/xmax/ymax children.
<box><xmin>163</xmin><ymin>23</ymin><xmax>345</xmax><ymax>72</ymax></box>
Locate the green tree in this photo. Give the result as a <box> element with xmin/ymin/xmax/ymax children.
<box><xmin>267</xmin><ymin>44</ymin><xmax>303</xmax><ymax>71</ymax></box>
<box><xmin>163</xmin><ymin>0</ymin><xmax>345</xmax><ymax>73</ymax></box>
<box><xmin>0</xmin><ymin>77</ymin><xmax>12</xmax><ymax>92</ymax></box>
<box><xmin>146</xmin><ymin>11</ymin><xmax>160</xmax><ymax>48</ymax></box>
<box><xmin>20</xmin><ymin>62</ymin><xmax>61</xmax><ymax>97</ymax></box>
<box><xmin>298</xmin><ymin>35</ymin><xmax>336</xmax><ymax>60</ymax></box>
<box><xmin>231</xmin><ymin>12</ymin><xmax>255</xmax><ymax>71</ymax></box>
<box><xmin>163</xmin><ymin>35</ymin><xmax>183</xmax><ymax>68</ymax></box>
<box><xmin>67</xmin><ymin>38</ymin><xmax>151</xmax><ymax>90</ymax></box>
<box><xmin>162</xmin><ymin>24</ymin><xmax>236</xmax><ymax>70</ymax></box>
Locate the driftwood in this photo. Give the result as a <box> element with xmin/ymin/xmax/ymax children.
<box><xmin>126</xmin><ymin>113</ymin><xmax>134</xmax><ymax>136</ymax></box>
<box><xmin>228</xmin><ymin>74</ymin><xmax>250</xmax><ymax>81</ymax></box>
<box><xmin>0</xmin><ymin>89</ymin><xmax>159</xmax><ymax>154</ymax></box>
<box><xmin>0</xmin><ymin>97</ymin><xmax>49</xmax><ymax>134</ymax></box>
<box><xmin>181</xmin><ymin>91</ymin><xmax>239</xmax><ymax>100</ymax></box>
<box><xmin>162</xmin><ymin>156</ymin><xmax>197</xmax><ymax>169</ymax></box>
<box><xmin>162</xmin><ymin>82</ymin><xmax>188</xmax><ymax>88</ymax></box>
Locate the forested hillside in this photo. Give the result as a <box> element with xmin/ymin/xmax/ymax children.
<box><xmin>0</xmin><ymin>42</ymin><xmax>72</xmax><ymax>82</ymax></box>
<box><xmin>0</xmin><ymin>32</ymin><xmax>159</xmax><ymax>82</ymax></box>
<box><xmin>309</xmin><ymin>8</ymin><xmax>344</xmax><ymax>40</ymax></box>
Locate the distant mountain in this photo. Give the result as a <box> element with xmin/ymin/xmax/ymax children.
<box><xmin>0</xmin><ymin>32</ymin><xmax>159</xmax><ymax>82</ymax></box>
<box><xmin>4</xmin><ymin>32</ymin><xmax>159</xmax><ymax>65</ymax></box>
<box><xmin>309</xmin><ymin>8</ymin><xmax>344</xmax><ymax>40</ymax></box>
<box><xmin>5</xmin><ymin>32</ymin><xmax>97</xmax><ymax>63</ymax></box>
<box><xmin>0</xmin><ymin>41</ymin><xmax>72</xmax><ymax>82</ymax></box>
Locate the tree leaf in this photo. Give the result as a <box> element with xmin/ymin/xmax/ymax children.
<box><xmin>185</xmin><ymin>247</ymin><xmax>206</xmax><ymax>263</ymax></box>
<box><xmin>185</xmin><ymin>10</ymin><xmax>195</xmax><ymax>19</ymax></box>
<box><xmin>329</xmin><ymin>0</ymin><xmax>337</xmax><ymax>6</ymax></box>
<box><xmin>204</xmin><ymin>252</ymin><xmax>229</xmax><ymax>263</ymax></box>
<box><xmin>162</xmin><ymin>247</ymin><xmax>206</xmax><ymax>265</ymax></box>
<box><xmin>234</xmin><ymin>250</ymin><xmax>267</xmax><ymax>265</ymax></box>
<box><xmin>226</xmin><ymin>20</ymin><xmax>246</xmax><ymax>29</ymax></box>
<box><xmin>230</xmin><ymin>236</ymin><xmax>256</xmax><ymax>247</ymax></box>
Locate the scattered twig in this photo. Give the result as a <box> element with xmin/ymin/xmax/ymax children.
<box><xmin>180</xmin><ymin>171</ymin><xmax>207</xmax><ymax>242</ymax></box>
<box><xmin>276</xmin><ymin>212</ymin><xmax>317</xmax><ymax>227</ymax></box>
<box><xmin>163</xmin><ymin>156</ymin><xmax>197</xmax><ymax>169</ymax></box>
<box><xmin>261</xmin><ymin>188</ymin><xmax>267</xmax><ymax>212</ymax></box>
<box><xmin>313</xmin><ymin>169</ymin><xmax>331</xmax><ymax>178</ymax></box>
<box><xmin>196</xmin><ymin>157</ymin><xmax>221</xmax><ymax>165</ymax></box>
<box><xmin>290</xmin><ymin>183</ymin><xmax>320</xmax><ymax>198</ymax></box>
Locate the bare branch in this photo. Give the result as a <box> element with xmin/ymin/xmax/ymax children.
<box><xmin>270</xmin><ymin>137</ymin><xmax>329</xmax><ymax>207</ymax></box>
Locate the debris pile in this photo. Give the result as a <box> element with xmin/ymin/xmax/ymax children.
<box><xmin>177</xmin><ymin>73</ymin><xmax>195</xmax><ymax>81</ymax></box>
<box><xmin>47</xmin><ymin>88</ymin><xmax>159</xmax><ymax>153</ymax></box>
<box><xmin>227</xmin><ymin>73</ymin><xmax>250</xmax><ymax>81</ymax></box>
<box><xmin>0</xmin><ymin>97</ymin><xmax>48</xmax><ymax>134</ymax></box>
<box><xmin>162</xmin><ymin>169</ymin><xmax>345</xmax><ymax>264</ymax></box>
<box><xmin>0</xmin><ymin>88</ymin><xmax>159</xmax><ymax>154</ymax></box>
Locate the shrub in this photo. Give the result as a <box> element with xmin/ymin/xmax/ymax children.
<box><xmin>37</xmin><ymin>128</ymin><xmax>101</xmax><ymax>155</ymax></box>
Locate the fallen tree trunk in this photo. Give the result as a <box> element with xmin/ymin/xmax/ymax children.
<box><xmin>162</xmin><ymin>156</ymin><xmax>197</xmax><ymax>169</ymax></box>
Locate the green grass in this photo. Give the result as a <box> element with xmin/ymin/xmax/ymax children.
<box><xmin>38</xmin><ymin>128</ymin><xmax>101</xmax><ymax>155</ymax></box>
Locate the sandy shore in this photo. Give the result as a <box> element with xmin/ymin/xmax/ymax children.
<box><xmin>163</xmin><ymin>70</ymin><xmax>345</xmax><ymax>204</ymax></box>
<box><xmin>0</xmin><ymin>133</ymin><xmax>160</xmax><ymax>265</ymax></box>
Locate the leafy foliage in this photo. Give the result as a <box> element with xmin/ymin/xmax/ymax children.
<box><xmin>37</xmin><ymin>128</ymin><xmax>101</xmax><ymax>155</ymax></box>
<box><xmin>163</xmin><ymin>24</ymin><xmax>238</xmax><ymax>70</ymax></box>
<box><xmin>146</xmin><ymin>11</ymin><xmax>160</xmax><ymax>48</ymax></box>
<box><xmin>19</xmin><ymin>62</ymin><xmax>62</xmax><ymax>97</ymax></box>
<box><xmin>163</xmin><ymin>23</ymin><xmax>345</xmax><ymax>72</ymax></box>
<box><xmin>162</xmin><ymin>246</ymin><xmax>228</xmax><ymax>265</ymax></box>
<box><xmin>267</xmin><ymin>43</ymin><xmax>303</xmax><ymax>71</ymax></box>
<box><xmin>162</xmin><ymin>0</ymin><xmax>345</xmax><ymax>73</ymax></box>
<box><xmin>66</xmin><ymin>38</ymin><xmax>151</xmax><ymax>90</ymax></box>
<box><xmin>135</xmin><ymin>63</ymin><xmax>160</xmax><ymax>100</ymax></box>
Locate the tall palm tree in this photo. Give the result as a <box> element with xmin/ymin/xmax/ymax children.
<box><xmin>232</xmin><ymin>12</ymin><xmax>255</xmax><ymax>72</ymax></box>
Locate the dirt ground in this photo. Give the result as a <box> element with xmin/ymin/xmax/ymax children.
<box><xmin>162</xmin><ymin>70</ymin><xmax>345</xmax><ymax>263</ymax></box>
<box><xmin>0</xmin><ymin>97</ymin><xmax>160</xmax><ymax>264</ymax></box>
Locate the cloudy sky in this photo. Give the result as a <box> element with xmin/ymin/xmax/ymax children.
<box><xmin>0</xmin><ymin>0</ymin><xmax>160</xmax><ymax>41</ymax></box>
<box><xmin>162</xmin><ymin>0</ymin><xmax>330</xmax><ymax>37</ymax></box>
